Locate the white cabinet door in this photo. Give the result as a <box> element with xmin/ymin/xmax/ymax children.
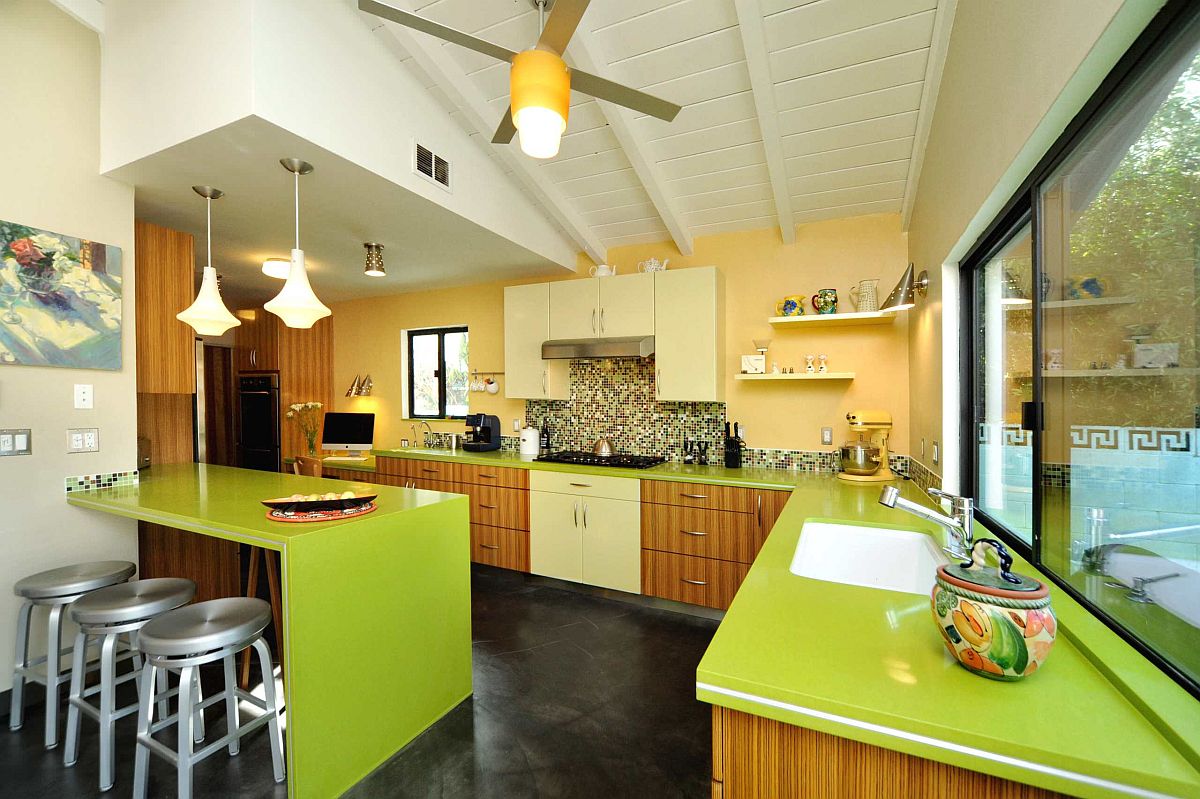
<box><xmin>504</xmin><ymin>283</ymin><xmax>567</xmax><ymax>399</ymax></box>
<box><xmin>581</xmin><ymin>496</ymin><xmax>641</xmax><ymax>593</ymax></box>
<box><xmin>598</xmin><ymin>273</ymin><xmax>654</xmax><ymax>338</ymax></box>
<box><xmin>529</xmin><ymin>490</ymin><xmax>583</xmax><ymax>582</ymax></box>
<box><xmin>654</xmin><ymin>267</ymin><xmax>724</xmax><ymax>402</ymax></box>
<box><xmin>549</xmin><ymin>279</ymin><xmax>599</xmax><ymax>340</ymax></box>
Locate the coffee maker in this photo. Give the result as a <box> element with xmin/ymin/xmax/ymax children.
<box><xmin>464</xmin><ymin>414</ymin><xmax>501</xmax><ymax>452</ymax></box>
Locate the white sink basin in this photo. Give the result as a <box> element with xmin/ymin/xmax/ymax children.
<box><xmin>790</xmin><ymin>521</ymin><xmax>948</xmax><ymax>595</ymax></box>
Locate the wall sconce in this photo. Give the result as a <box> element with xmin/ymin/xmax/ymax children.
<box><xmin>880</xmin><ymin>263</ymin><xmax>929</xmax><ymax>312</ymax></box>
<box><xmin>1001</xmin><ymin>270</ymin><xmax>1032</xmax><ymax>306</ymax></box>
<box><xmin>345</xmin><ymin>374</ymin><xmax>374</xmax><ymax>397</ymax></box>
<box><xmin>363</xmin><ymin>242</ymin><xmax>386</xmax><ymax>277</ymax></box>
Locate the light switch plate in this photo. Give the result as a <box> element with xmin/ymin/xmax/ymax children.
<box><xmin>74</xmin><ymin>384</ymin><xmax>94</xmax><ymax>409</ymax></box>
<box><xmin>0</xmin><ymin>428</ymin><xmax>32</xmax><ymax>456</ymax></box>
<box><xmin>932</xmin><ymin>440</ymin><xmax>940</xmax><ymax>465</ymax></box>
<box><xmin>821</xmin><ymin>426</ymin><xmax>833</xmax><ymax>446</ymax></box>
<box><xmin>68</xmin><ymin>427</ymin><xmax>99</xmax><ymax>453</ymax></box>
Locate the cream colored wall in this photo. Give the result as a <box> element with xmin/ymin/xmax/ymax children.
<box><xmin>906</xmin><ymin>0</ymin><xmax>1163</xmax><ymax>485</ymax></box>
<box><xmin>0</xmin><ymin>0</ymin><xmax>138</xmax><ymax>694</ymax></box>
<box><xmin>333</xmin><ymin>213</ymin><xmax>910</xmax><ymax>454</ymax></box>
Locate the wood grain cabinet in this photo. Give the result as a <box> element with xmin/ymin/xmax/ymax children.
<box><xmin>134</xmin><ymin>221</ymin><xmax>196</xmax><ymax>393</ymax></box>
<box><xmin>641</xmin><ymin>480</ymin><xmax>790</xmax><ymax>610</ymax></box>
<box><xmin>233</xmin><ymin>309</ymin><xmax>279</xmax><ymax>372</ymax></box>
<box><xmin>503</xmin><ymin>283</ymin><xmax>568</xmax><ymax>400</ymax></box>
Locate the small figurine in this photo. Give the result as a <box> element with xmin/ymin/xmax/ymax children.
<box><xmin>805</xmin><ymin>354</ymin><xmax>816</xmax><ymax>373</ymax></box>
<box><xmin>1046</xmin><ymin>349</ymin><xmax>1063</xmax><ymax>370</ymax></box>
<box><xmin>818</xmin><ymin>354</ymin><xmax>828</xmax><ymax>373</ymax></box>
<box><xmin>772</xmin><ymin>361</ymin><xmax>781</xmax><ymax>374</ymax></box>
<box><xmin>1115</xmin><ymin>355</ymin><xmax>1128</xmax><ymax>369</ymax></box>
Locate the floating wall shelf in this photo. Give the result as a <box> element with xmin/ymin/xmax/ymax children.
<box><xmin>1042</xmin><ymin>367</ymin><xmax>1200</xmax><ymax>378</ymax></box>
<box><xmin>735</xmin><ymin>372</ymin><xmax>855</xmax><ymax>382</ymax></box>
<box><xmin>1041</xmin><ymin>296</ymin><xmax>1137</xmax><ymax>310</ymax></box>
<box><xmin>768</xmin><ymin>310</ymin><xmax>897</xmax><ymax>329</ymax></box>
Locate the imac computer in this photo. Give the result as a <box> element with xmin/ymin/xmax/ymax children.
<box><xmin>321</xmin><ymin>412</ymin><xmax>375</xmax><ymax>461</ymax></box>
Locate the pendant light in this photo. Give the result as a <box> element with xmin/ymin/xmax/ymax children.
<box><xmin>262</xmin><ymin>257</ymin><xmax>290</xmax><ymax>279</ymax></box>
<box><xmin>176</xmin><ymin>186</ymin><xmax>241</xmax><ymax>336</ymax></box>
<box><xmin>264</xmin><ymin>158</ymin><xmax>331</xmax><ymax>328</ymax></box>
<box><xmin>363</xmin><ymin>242</ymin><xmax>386</xmax><ymax>277</ymax></box>
<box><xmin>511</xmin><ymin>1</ymin><xmax>569</xmax><ymax>159</ymax></box>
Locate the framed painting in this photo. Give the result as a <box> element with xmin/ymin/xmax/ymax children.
<box><xmin>0</xmin><ymin>219</ymin><xmax>123</xmax><ymax>370</ymax></box>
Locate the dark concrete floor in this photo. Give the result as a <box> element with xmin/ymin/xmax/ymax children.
<box><xmin>3</xmin><ymin>566</ymin><xmax>718</xmax><ymax>798</ymax></box>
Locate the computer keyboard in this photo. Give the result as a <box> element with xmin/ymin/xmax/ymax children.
<box><xmin>323</xmin><ymin>456</ymin><xmax>368</xmax><ymax>462</ymax></box>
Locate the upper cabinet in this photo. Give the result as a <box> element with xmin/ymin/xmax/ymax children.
<box><xmin>504</xmin><ymin>283</ymin><xmax>568</xmax><ymax>400</ymax></box>
<box><xmin>134</xmin><ymin>221</ymin><xmax>196</xmax><ymax>393</ymax></box>
<box><xmin>549</xmin><ymin>274</ymin><xmax>655</xmax><ymax>340</ymax></box>
<box><xmin>234</xmin><ymin>310</ymin><xmax>279</xmax><ymax>372</ymax></box>
<box><xmin>655</xmin><ymin>268</ymin><xmax>724</xmax><ymax>402</ymax></box>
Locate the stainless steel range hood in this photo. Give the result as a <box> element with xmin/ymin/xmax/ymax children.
<box><xmin>541</xmin><ymin>336</ymin><xmax>655</xmax><ymax>360</ymax></box>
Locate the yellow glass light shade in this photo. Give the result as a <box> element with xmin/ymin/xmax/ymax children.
<box><xmin>262</xmin><ymin>257</ymin><xmax>290</xmax><ymax>279</ymax></box>
<box><xmin>264</xmin><ymin>248</ymin><xmax>331</xmax><ymax>329</ymax></box>
<box><xmin>511</xmin><ymin>49</ymin><xmax>570</xmax><ymax>159</ymax></box>
<box><xmin>177</xmin><ymin>266</ymin><xmax>241</xmax><ymax>336</ymax></box>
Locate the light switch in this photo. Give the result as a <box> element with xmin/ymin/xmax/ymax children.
<box><xmin>0</xmin><ymin>429</ymin><xmax>31</xmax><ymax>456</ymax></box>
<box><xmin>13</xmin><ymin>432</ymin><xmax>27</xmax><ymax>450</ymax></box>
<box><xmin>932</xmin><ymin>440</ymin><xmax>940</xmax><ymax>465</ymax></box>
<box><xmin>74</xmin><ymin>384</ymin><xmax>94</xmax><ymax>409</ymax></box>
<box><xmin>0</xmin><ymin>434</ymin><xmax>11</xmax><ymax>453</ymax></box>
<box><xmin>821</xmin><ymin>426</ymin><xmax>833</xmax><ymax>446</ymax></box>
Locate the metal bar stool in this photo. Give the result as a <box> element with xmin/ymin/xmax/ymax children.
<box><xmin>133</xmin><ymin>597</ymin><xmax>285</xmax><ymax>799</ymax></box>
<box><xmin>10</xmin><ymin>560</ymin><xmax>136</xmax><ymax>749</ymax></box>
<box><xmin>63</xmin><ymin>578</ymin><xmax>197</xmax><ymax>791</ymax></box>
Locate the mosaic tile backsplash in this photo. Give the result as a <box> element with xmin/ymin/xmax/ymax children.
<box><xmin>64</xmin><ymin>469</ymin><xmax>139</xmax><ymax>493</ymax></box>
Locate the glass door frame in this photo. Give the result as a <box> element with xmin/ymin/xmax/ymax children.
<box><xmin>958</xmin><ymin>0</ymin><xmax>1200</xmax><ymax>700</ymax></box>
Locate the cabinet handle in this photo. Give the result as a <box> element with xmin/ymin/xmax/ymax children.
<box><xmin>480</xmin><ymin>503</ymin><xmax>498</xmax><ymax>509</ymax></box>
<box><xmin>479</xmin><ymin>473</ymin><xmax>497</xmax><ymax>479</ymax></box>
<box><xmin>681</xmin><ymin>493</ymin><xmax>708</xmax><ymax>499</ymax></box>
<box><xmin>423</xmin><ymin>467</ymin><xmax>438</xmax><ymax>473</ymax></box>
<box><xmin>573</xmin><ymin>500</ymin><xmax>579</xmax><ymax>527</ymax></box>
<box><xmin>569</xmin><ymin>482</ymin><xmax>592</xmax><ymax>488</ymax></box>
<box><xmin>681</xmin><ymin>578</ymin><xmax>708</xmax><ymax>586</ymax></box>
<box><xmin>480</xmin><ymin>544</ymin><xmax>500</xmax><ymax>550</ymax></box>
<box><xmin>681</xmin><ymin>530</ymin><xmax>707</xmax><ymax>537</ymax></box>
<box><xmin>656</xmin><ymin>368</ymin><xmax>661</xmax><ymax>397</ymax></box>
<box><xmin>542</xmin><ymin>369</ymin><xmax>547</xmax><ymax>396</ymax></box>
<box><xmin>600</xmin><ymin>307</ymin><xmax>606</xmax><ymax>333</ymax></box>
<box><xmin>583</xmin><ymin>502</ymin><xmax>588</xmax><ymax>529</ymax></box>
<box><xmin>250</xmin><ymin>348</ymin><xmax>257</xmax><ymax>368</ymax></box>
<box><xmin>591</xmin><ymin>308</ymin><xmax>597</xmax><ymax>334</ymax></box>
<box><xmin>757</xmin><ymin>494</ymin><xmax>763</xmax><ymax>527</ymax></box>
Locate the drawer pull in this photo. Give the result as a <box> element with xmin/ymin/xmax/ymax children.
<box><xmin>422</xmin><ymin>467</ymin><xmax>438</xmax><ymax>473</ymax></box>
<box><xmin>680</xmin><ymin>493</ymin><xmax>708</xmax><ymax>499</ymax></box>
<box><xmin>479</xmin><ymin>473</ymin><xmax>497</xmax><ymax>479</ymax></box>
<box><xmin>569</xmin><ymin>482</ymin><xmax>592</xmax><ymax>488</ymax></box>
<box><xmin>480</xmin><ymin>503</ymin><xmax>498</xmax><ymax>509</ymax></box>
<box><xmin>480</xmin><ymin>544</ymin><xmax>500</xmax><ymax>550</ymax></box>
<box><xmin>681</xmin><ymin>578</ymin><xmax>708</xmax><ymax>586</ymax></box>
<box><xmin>681</xmin><ymin>530</ymin><xmax>708</xmax><ymax>537</ymax></box>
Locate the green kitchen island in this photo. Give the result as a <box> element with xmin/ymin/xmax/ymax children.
<box><xmin>66</xmin><ymin>463</ymin><xmax>472</xmax><ymax>799</ymax></box>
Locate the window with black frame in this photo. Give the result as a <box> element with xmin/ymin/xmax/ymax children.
<box><xmin>967</xmin><ymin>2</ymin><xmax>1200</xmax><ymax>696</ymax></box>
<box><xmin>407</xmin><ymin>326</ymin><xmax>469</xmax><ymax>419</ymax></box>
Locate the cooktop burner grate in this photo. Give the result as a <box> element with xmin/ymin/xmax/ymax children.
<box><xmin>535</xmin><ymin>451</ymin><xmax>666</xmax><ymax>469</ymax></box>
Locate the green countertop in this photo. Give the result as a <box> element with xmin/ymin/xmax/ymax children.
<box><xmin>371</xmin><ymin>448</ymin><xmax>803</xmax><ymax>489</ymax></box>
<box><xmin>68</xmin><ymin>462</ymin><xmax>459</xmax><ymax>546</ymax></box>
<box><xmin>696</xmin><ymin>476</ymin><xmax>1200</xmax><ymax>798</ymax></box>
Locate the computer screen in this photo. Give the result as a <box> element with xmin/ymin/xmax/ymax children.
<box><xmin>321</xmin><ymin>412</ymin><xmax>375</xmax><ymax>451</ymax></box>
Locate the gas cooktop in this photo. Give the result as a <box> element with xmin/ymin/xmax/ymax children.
<box><xmin>536</xmin><ymin>451</ymin><xmax>666</xmax><ymax>469</ymax></box>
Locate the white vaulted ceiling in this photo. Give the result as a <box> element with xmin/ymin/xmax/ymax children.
<box><xmin>364</xmin><ymin>0</ymin><xmax>956</xmax><ymax>255</ymax></box>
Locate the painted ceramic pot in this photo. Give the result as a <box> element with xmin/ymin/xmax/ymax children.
<box><xmin>780</xmin><ymin>294</ymin><xmax>805</xmax><ymax>316</ymax></box>
<box><xmin>931</xmin><ymin>539</ymin><xmax>1056</xmax><ymax>681</ymax></box>
<box><xmin>811</xmin><ymin>288</ymin><xmax>838</xmax><ymax>314</ymax></box>
<box><xmin>1065</xmin><ymin>275</ymin><xmax>1110</xmax><ymax>300</ymax></box>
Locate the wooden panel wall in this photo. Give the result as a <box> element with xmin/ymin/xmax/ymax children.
<box><xmin>136</xmin><ymin>392</ymin><xmax>193</xmax><ymax>466</ymax></box>
<box><xmin>134</xmin><ymin>220</ymin><xmax>195</xmax><ymax>393</ymax></box>
<box><xmin>137</xmin><ymin>523</ymin><xmax>240</xmax><ymax>603</ymax></box>
<box><xmin>715</xmin><ymin>707</ymin><xmax>1066</xmax><ymax>799</ymax></box>
<box><xmin>278</xmin><ymin>316</ymin><xmax>333</xmax><ymax>460</ymax></box>
<box><xmin>203</xmin><ymin>345</ymin><xmax>236</xmax><ymax>466</ymax></box>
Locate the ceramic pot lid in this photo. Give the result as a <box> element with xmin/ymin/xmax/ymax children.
<box><xmin>940</xmin><ymin>538</ymin><xmax>1048</xmax><ymax>597</ymax></box>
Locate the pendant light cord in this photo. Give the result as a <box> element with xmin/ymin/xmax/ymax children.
<box><xmin>206</xmin><ymin>196</ymin><xmax>212</xmax><ymax>270</ymax></box>
<box><xmin>538</xmin><ymin>0</ymin><xmax>545</xmax><ymax>33</ymax></box>
<box><xmin>294</xmin><ymin>169</ymin><xmax>301</xmax><ymax>250</ymax></box>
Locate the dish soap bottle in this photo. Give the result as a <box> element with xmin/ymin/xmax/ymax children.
<box><xmin>539</xmin><ymin>421</ymin><xmax>551</xmax><ymax>454</ymax></box>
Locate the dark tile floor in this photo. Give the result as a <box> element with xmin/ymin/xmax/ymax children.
<box><xmin>3</xmin><ymin>567</ymin><xmax>718</xmax><ymax>798</ymax></box>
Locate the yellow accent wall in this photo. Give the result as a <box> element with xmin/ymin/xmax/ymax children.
<box><xmin>332</xmin><ymin>213</ymin><xmax>910</xmax><ymax>454</ymax></box>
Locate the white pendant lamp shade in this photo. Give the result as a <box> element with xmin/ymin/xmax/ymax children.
<box><xmin>177</xmin><ymin>185</ymin><xmax>240</xmax><ymax>336</ymax></box>
<box><xmin>263</xmin><ymin>248</ymin><xmax>330</xmax><ymax>329</ymax></box>
<box><xmin>265</xmin><ymin>158</ymin><xmax>331</xmax><ymax>328</ymax></box>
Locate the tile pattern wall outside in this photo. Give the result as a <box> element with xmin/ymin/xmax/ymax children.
<box><xmin>64</xmin><ymin>469</ymin><xmax>139</xmax><ymax>493</ymax></box>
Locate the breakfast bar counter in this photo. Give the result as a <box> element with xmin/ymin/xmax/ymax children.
<box><xmin>66</xmin><ymin>463</ymin><xmax>472</xmax><ymax>799</ymax></box>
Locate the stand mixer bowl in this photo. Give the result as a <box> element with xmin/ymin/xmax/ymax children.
<box><xmin>840</xmin><ymin>442</ymin><xmax>882</xmax><ymax>475</ymax></box>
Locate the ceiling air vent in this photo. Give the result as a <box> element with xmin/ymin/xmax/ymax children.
<box><xmin>414</xmin><ymin>142</ymin><xmax>451</xmax><ymax>191</ymax></box>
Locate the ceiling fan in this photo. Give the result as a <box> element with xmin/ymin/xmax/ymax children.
<box><xmin>359</xmin><ymin>0</ymin><xmax>682</xmax><ymax>159</ymax></box>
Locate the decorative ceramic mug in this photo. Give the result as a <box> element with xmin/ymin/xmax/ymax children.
<box><xmin>1065</xmin><ymin>275</ymin><xmax>1109</xmax><ymax>299</ymax></box>
<box><xmin>932</xmin><ymin>539</ymin><xmax>1056</xmax><ymax>681</ymax></box>
<box><xmin>780</xmin><ymin>295</ymin><xmax>805</xmax><ymax>316</ymax></box>
<box><xmin>811</xmin><ymin>288</ymin><xmax>838</xmax><ymax>315</ymax></box>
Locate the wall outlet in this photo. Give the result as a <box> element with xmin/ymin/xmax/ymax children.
<box><xmin>74</xmin><ymin>384</ymin><xmax>94</xmax><ymax>409</ymax></box>
<box><xmin>921</xmin><ymin>438</ymin><xmax>926</xmax><ymax>457</ymax></box>
<box><xmin>821</xmin><ymin>426</ymin><xmax>833</xmax><ymax>446</ymax></box>
<box><xmin>932</xmin><ymin>440</ymin><xmax>940</xmax><ymax>465</ymax></box>
<box><xmin>0</xmin><ymin>428</ymin><xmax>31</xmax><ymax>456</ymax></box>
<box><xmin>68</xmin><ymin>427</ymin><xmax>99</xmax><ymax>453</ymax></box>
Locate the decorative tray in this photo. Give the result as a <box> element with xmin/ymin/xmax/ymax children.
<box><xmin>266</xmin><ymin>502</ymin><xmax>377</xmax><ymax>524</ymax></box>
<box><xmin>261</xmin><ymin>491</ymin><xmax>378</xmax><ymax>512</ymax></box>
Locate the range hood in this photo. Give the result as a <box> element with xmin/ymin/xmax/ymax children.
<box><xmin>541</xmin><ymin>336</ymin><xmax>655</xmax><ymax>360</ymax></box>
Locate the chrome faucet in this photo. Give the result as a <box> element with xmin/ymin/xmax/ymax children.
<box><xmin>879</xmin><ymin>486</ymin><xmax>975</xmax><ymax>560</ymax></box>
<box><xmin>418</xmin><ymin>421</ymin><xmax>435</xmax><ymax>448</ymax></box>
<box><xmin>1120</xmin><ymin>573</ymin><xmax>1182</xmax><ymax>604</ymax></box>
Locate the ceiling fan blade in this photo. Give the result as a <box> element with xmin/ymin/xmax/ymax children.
<box><xmin>492</xmin><ymin>107</ymin><xmax>517</xmax><ymax>144</ymax></box>
<box><xmin>359</xmin><ymin>0</ymin><xmax>517</xmax><ymax>63</ymax></box>
<box><xmin>536</xmin><ymin>0</ymin><xmax>591</xmax><ymax>55</ymax></box>
<box><xmin>570</xmin><ymin>70</ymin><xmax>682</xmax><ymax>122</ymax></box>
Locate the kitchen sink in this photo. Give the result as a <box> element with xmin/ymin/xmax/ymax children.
<box><xmin>790</xmin><ymin>521</ymin><xmax>948</xmax><ymax>595</ymax></box>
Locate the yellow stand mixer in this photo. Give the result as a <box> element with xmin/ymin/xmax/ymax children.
<box><xmin>836</xmin><ymin>410</ymin><xmax>895</xmax><ymax>483</ymax></box>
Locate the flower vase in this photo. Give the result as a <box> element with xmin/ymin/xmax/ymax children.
<box><xmin>305</xmin><ymin>435</ymin><xmax>317</xmax><ymax>457</ymax></box>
